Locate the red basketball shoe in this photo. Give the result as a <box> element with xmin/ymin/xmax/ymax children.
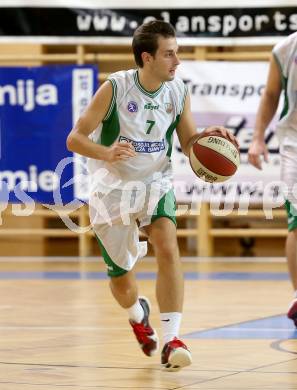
<box><xmin>161</xmin><ymin>337</ymin><xmax>192</xmax><ymax>371</ymax></box>
<box><xmin>287</xmin><ymin>298</ymin><xmax>297</xmax><ymax>327</ymax></box>
<box><xmin>129</xmin><ymin>296</ymin><xmax>159</xmax><ymax>356</ymax></box>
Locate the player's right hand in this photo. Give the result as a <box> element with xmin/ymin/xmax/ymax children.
<box><xmin>248</xmin><ymin>139</ymin><xmax>268</xmax><ymax>170</ymax></box>
<box><xmin>106</xmin><ymin>142</ymin><xmax>137</xmax><ymax>162</ymax></box>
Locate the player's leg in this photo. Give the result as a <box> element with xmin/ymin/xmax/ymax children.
<box><xmin>281</xmin><ymin>145</ymin><xmax>297</xmax><ymax>326</ymax></box>
<box><xmin>143</xmin><ymin>190</ymin><xmax>192</xmax><ymax>371</ymax></box>
<box><xmin>285</xmin><ymin>229</ymin><xmax>297</xmax><ymax>291</ymax></box>
<box><xmin>147</xmin><ymin>217</ymin><xmax>183</xmax><ymax>313</ymax></box>
<box><xmin>109</xmin><ymin>269</ymin><xmax>138</xmax><ymax>308</ymax></box>
<box><xmin>94</xmin><ymin>224</ymin><xmax>158</xmax><ymax>356</ymax></box>
<box><xmin>284</xmin><ymin>203</ymin><xmax>297</xmax><ymax>327</ymax></box>
<box><xmin>109</xmin><ymin>271</ymin><xmax>159</xmax><ymax>356</ymax></box>
<box><xmin>147</xmin><ymin>217</ymin><xmax>191</xmax><ymax>371</ymax></box>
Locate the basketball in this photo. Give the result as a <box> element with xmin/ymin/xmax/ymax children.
<box><xmin>189</xmin><ymin>131</ymin><xmax>240</xmax><ymax>183</ymax></box>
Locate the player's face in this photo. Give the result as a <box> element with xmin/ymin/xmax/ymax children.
<box><xmin>150</xmin><ymin>36</ymin><xmax>180</xmax><ymax>81</ymax></box>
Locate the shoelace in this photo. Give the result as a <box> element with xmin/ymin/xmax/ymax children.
<box><xmin>132</xmin><ymin>322</ymin><xmax>153</xmax><ymax>343</ymax></box>
<box><xmin>167</xmin><ymin>337</ymin><xmax>187</xmax><ymax>350</ymax></box>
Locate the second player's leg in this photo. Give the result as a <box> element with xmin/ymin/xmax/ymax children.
<box><xmin>286</xmin><ymin>229</ymin><xmax>297</xmax><ymax>327</ymax></box>
<box><xmin>280</xmin><ymin>147</ymin><xmax>297</xmax><ymax>326</ymax></box>
<box><xmin>286</xmin><ymin>230</ymin><xmax>297</xmax><ymax>291</ymax></box>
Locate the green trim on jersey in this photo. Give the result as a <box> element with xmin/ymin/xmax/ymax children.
<box><xmin>273</xmin><ymin>53</ymin><xmax>289</xmax><ymax>120</ymax></box>
<box><xmin>166</xmin><ymin>115</ymin><xmax>180</xmax><ymax>157</ymax></box>
<box><xmin>151</xmin><ymin>189</ymin><xmax>177</xmax><ymax>226</ymax></box>
<box><xmin>104</xmin><ymin>79</ymin><xmax>117</xmax><ymax>121</ymax></box>
<box><xmin>134</xmin><ymin>70</ymin><xmax>164</xmax><ymax>98</ymax></box>
<box><xmin>285</xmin><ymin>200</ymin><xmax>297</xmax><ymax>232</ymax></box>
<box><xmin>280</xmin><ymin>76</ymin><xmax>289</xmax><ymax>120</ymax></box>
<box><xmin>100</xmin><ymin>104</ymin><xmax>120</xmax><ymax>146</ymax></box>
<box><xmin>100</xmin><ymin>81</ymin><xmax>120</xmax><ymax>146</ymax></box>
<box><xmin>181</xmin><ymin>83</ymin><xmax>188</xmax><ymax>112</ymax></box>
<box><xmin>165</xmin><ymin>83</ymin><xmax>187</xmax><ymax>157</ymax></box>
<box><xmin>94</xmin><ymin>232</ymin><xmax>128</xmax><ymax>277</ymax></box>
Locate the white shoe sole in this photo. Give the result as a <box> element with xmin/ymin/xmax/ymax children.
<box><xmin>162</xmin><ymin>348</ymin><xmax>192</xmax><ymax>372</ymax></box>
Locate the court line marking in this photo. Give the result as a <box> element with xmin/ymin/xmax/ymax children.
<box><xmin>0</xmin><ymin>326</ymin><xmax>295</xmax><ymax>331</ymax></box>
<box><xmin>172</xmin><ymin>356</ymin><xmax>297</xmax><ymax>389</ymax></box>
<box><xmin>183</xmin><ymin>314</ymin><xmax>297</xmax><ymax>339</ymax></box>
<box><xmin>0</xmin><ymin>256</ymin><xmax>287</xmax><ymax>263</ymax></box>
<box><xmin>1</xmin><ymin>359</ymin><xmax>297</xmax><ymax>374</ymax></box>
<box><xmin>271</xmin><ymin>339</ymin><xmax>297</xmax><ymax>355</ymax></box>
<box><xmin>0</xmin><ymin>271</ymin><xmax>290</xmax><ymax>280</ymax></box>
<box><xmin>0</xmin><ymin>381</ymin><xmax>165</xmax><ymax>389</ymax></box>
<box><xmin>0</xmin><ymin>326</ymin><xmax>137</xmax><ymax>330</ymax></box>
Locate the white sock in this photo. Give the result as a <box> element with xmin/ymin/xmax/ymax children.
<box><xmin>160</xmin><ymin>312</ymin><xmax>182</xmax><ymax>344</ymax></box>
<box><xmin>127</xmin><ymin>298</ymin><xmax>144</xmax><ymax>323</ymax></box>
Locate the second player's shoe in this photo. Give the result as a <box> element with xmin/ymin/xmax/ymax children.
<box><xmin>287</xmin><ymin>298</ymin><xmax>297</xmax><ymax>327</ymax></box>
<box><xmin>129</xmin><ymin>296</ymin><xmax>159</xmax><ymax>356</ymax></box>
<box><xmin>161</xmin><ymin>337</ymin><xmax>192</xmax><ymax>372</ymax></box>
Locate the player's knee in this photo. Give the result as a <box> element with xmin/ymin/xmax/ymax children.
<box><xmin>155</xmin><ymin>242</ymin><xmax>179</xmax><ymax>267</ymax></box>
<box><xmin>156</xmin><ymin>251</ymin><xmax>181</xmax><ymax>273</ymax></box>
<box><xmin>153</xmin><ymin>238</ymin><xmax>179</xmax><ymax>260</ymax></box>
<box><xmin>110</xmin><ymin>283</ymin><xmax>133</xmax><ymax>298</ymax></box>
<box><xmin>110</xmin><ymin>274</ymin><xmax>134</xmax><ymax>295</ymax></box>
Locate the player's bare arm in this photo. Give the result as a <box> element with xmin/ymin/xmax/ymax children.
<box><xmin>66</xmin><ymin>81</ymin><xmax>136</xmax><ymax>162</ymax></box>
<box><xmin>176</xmin><ymin>93</ymin><xmax>237</xmax><ymax>157</ymax></box>
<box><xmin>248</xmin><ymin>55</ymin><xmax>282</xmax><ymax>170</ymax></box>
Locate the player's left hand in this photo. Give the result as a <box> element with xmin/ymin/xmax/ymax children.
<box><xmin>202</xmin><ymin>126</ymin><xmax>239</xmax><ymax>148</ymax></box>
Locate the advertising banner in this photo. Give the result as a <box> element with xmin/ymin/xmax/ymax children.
<box><xmin>0</xmin><ymin>65</ymin><xmax>97</xmax><ymax>204</ymax></box>
<box><xmin>0</xmin><ymin>1</ymin><xmax>296</xmax><ymax>45</ymax></box>
<box><xmin>174</xmin><ymin>60</ymin><xmax>281</xmax><ymax>206</ymax></box>
<box><xmin>0</xmin><ymin>61</ymin><xmax>283</xmax><ymax>209</ymax></box>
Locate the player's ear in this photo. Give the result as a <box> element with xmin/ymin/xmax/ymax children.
<box><xmin>141</xmin><ymin>52</ymin><xmax>152</xmax><ymax>65</ymax></box>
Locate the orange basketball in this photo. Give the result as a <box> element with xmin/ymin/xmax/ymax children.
<box><xmin>189</xmin><ymin>131</ymin><xmax>240</xmax><ymax>183</ymax></box>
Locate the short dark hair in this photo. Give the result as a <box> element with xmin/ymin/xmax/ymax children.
<box><xmin>132</xmin><ymin>20</ymin><xmax>176</xmax><ymax>67</ymax></box>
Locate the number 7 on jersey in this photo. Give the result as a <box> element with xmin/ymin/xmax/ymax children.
<box><xmin>145</xmin><ymin>120</ymin><xmax>155</xmax><ymax>134</ymax></box>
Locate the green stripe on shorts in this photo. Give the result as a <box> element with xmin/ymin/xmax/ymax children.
<box><xmin>94</xmin><ymin>232</ymin><xmax>128</xmax><ymax>278</ymax></box>
<box><xmin>151</xmin><ymin>189</ymin><xmax>177</xmax><ymax>226</ymax></box>
<box><xmin>285</xmin><ymin>199</ymin><xmax>297</xmax><ymax>231</ymax></box>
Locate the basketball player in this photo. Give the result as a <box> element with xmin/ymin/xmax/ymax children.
<box><xmin>67</xmin><ymin>20</ymin><xmax>236</xmax><ymax>370</ymax></box>
<box><xmin>248</xmin><ymin>32</ymin><xmax>297</xmax><ymax>327</ymax></box>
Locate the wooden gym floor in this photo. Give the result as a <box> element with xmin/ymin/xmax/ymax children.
<box><xmin>0</xmin><ymin>257</ymin><xmax>296</xmax><ymax>390</ymax></box>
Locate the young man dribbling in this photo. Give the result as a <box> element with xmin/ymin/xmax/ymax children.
<box><xmin>67</xmin><ymin>20</ymin><xmax>235</xmax><ymax>371</ymax></box>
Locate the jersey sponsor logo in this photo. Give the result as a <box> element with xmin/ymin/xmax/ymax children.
<box><xmin>127</xmin><ymin>101</ymin><xmax>138</xmax><ymax>113</ymax></box>
<box><xmin>119</xmin><ymin>136</ymin><xmax>165</xmax><ymax>153</ymax></box>
<box><xmin>144</xmin><ymin>102</ymin><xmax>159</xmax><ymax>110</ymax></box>
<box><xmin>165</xmin><ymin>103</ymin><xmax>173</xmax><ymax>113</ymax></box>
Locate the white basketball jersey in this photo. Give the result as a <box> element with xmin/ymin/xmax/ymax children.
<box><xmin>273</xmin><ymin>32</ymin><xmax>297</xmax><ymax>144</ymax></box>
<box><xmin>88</xmin><ymin>69</ymin><xmax>187</xmax><ymax>192</ymax></box>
